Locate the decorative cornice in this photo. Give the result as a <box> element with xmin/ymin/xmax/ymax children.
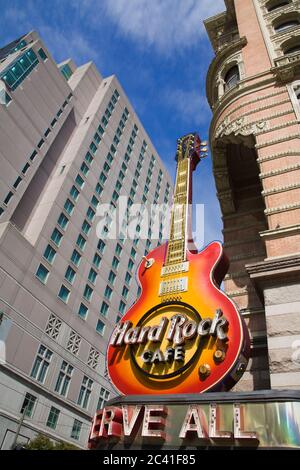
<box><xmin>256</xmin><ymin>133</ymin><xmax>300</xmax><ymax>149</ymax></box>
<box><xmin>215</xmin><ymin>116</ymin><xmax>269</xmax><ymax>139</ymax></box>
<box><xmin>262</xmin><ymin>182</ymin><xmax>300</xmax><ymax>196</ymax></box>
<box><xmin>272</xmin><ymin>51</ymin><xmax>300</xmax><ymax>83</ymax></box>
<box><xmin>257</xmin><ymin>150</ymin><xmax>300</xmax><ymax>163</ymax></box>
<box><xmin>246</xmin><ymin>254</ymin><xmax>300</xmax><ymax>281</ymax></box>
<box><xmin>259</xmin><ymin>163</ymin><xmax>300</xmax><ymax>179</ymax></box>
<box><xmin>265</xmin><ymin>201</ymin><xmax>300</xmax><ymax>215</ymax></box>
<box><xmin>260</xmin><ymin>224</ymin><xmax>300</xmax><ymax>240</ymax></box>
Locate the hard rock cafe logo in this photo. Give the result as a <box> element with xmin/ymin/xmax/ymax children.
<box><xmin>109</xmin><ymin>304</ymin><xmax>229</xmax><ymax>380</ymax></box>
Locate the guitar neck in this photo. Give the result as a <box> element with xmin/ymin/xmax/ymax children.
<box><xmin>165</xmin><ymin>158</ymin><xmax>192</xmax><ymax>266</ymax></box>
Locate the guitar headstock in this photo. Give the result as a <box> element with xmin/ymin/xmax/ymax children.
<box><xmin>176</xmin><ymin>133</ymin><xmax>208</xmax><ymax>169</ymax></box>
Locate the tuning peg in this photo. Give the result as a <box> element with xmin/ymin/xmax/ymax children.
<box><xmin>200</xmin><ymin>141</ymin><xmax>208</xmax><ymax>147</ymax></box>
<box><xmin>201</xmin><ymin>147</ymin><xmax>208</xmax><ymax>152</ymax></box>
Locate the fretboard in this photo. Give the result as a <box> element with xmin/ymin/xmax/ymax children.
<box><xmin>165</xmin><ymin>159</ymin><xmax>191</xmax><ymax>266</ymax></box>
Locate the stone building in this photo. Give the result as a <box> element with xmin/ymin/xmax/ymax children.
<box><xmin>0</xmin><ymin>31</ymin><xmax>172</xmax><ymax>449</ymax></box>
<box><xmin>205</xmin><ymin>0</ymin><xmax>300</xmax><ymax>391</ymax></box>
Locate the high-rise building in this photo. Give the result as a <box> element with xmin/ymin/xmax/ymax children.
<box><xmin>0</xmin><ymin>31</ymin><xmax>173</xmax><ymax>449</ymax></box>
<box><xmin>205</xmin><ymin>0</ymin><xmax>300</xmax><ymax>391</ymax></box>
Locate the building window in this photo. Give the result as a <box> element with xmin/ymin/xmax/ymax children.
<box><xmin>80</xmin><ymin>161</ymin><xmax>89</xmax><ymax>176</ymax></box>
<box><xmin>65</xmin><ymin>265</ymin><xmax>76</xmax><ymax>284</ymax></box>
<box><xmin>99</xmin><ymin>172</ymin><xmax>107</xmax><ymax>185</ymax></box>
<box><xmin>87</xmin><ymin>347</ymin><xmax>100</xmax><ymax>369</ymax></box>
<box><xmin>64</xmin><ymin>198</ymin><xmax>74</xmax><ymax>215</ymax></box>
<box><xmin>31</xmin><ymin>345</ymin><xmax>52</xmax><ymax>383</ymax></box>
<box><xmin>82</xmin><ymin>220</ymin><xmax>91</xmax><ymax>235</ymax></box>
<box><xmin>100</xmin><ymin>301</ymin><xmax>109</xmax><ymax>317</ymax></box>
<box><xmin>60</xmin><ymin>63</ymin><xmax>73</xmax><ymax>81</ymax></box>
<box><xmin>20</xmin><ymin>393</ymin><xmax>37</xmax><ymax>418</ymax></box>
<box><xmin>266</xmin><ymin>0</ymin><xmax>290</xmax><ymax>12</ymax></box>
<box><xmin>95</xmin><ymin>183</ymin><xmax>103</xmax><ymax>196</ymax></box>
<box><xmin>71</xmin><ymin>419</ymin><xmax>82</xmax><ymax>440</ymax></box>
<box><xmin>119</xmin><ymin>300</ymin><xmax>126</xmax><ymax>315</ymax></box>
<box><xmin>36</xmin><ymin>264</ymin><xmax>49</xmax><ymax>284</ymax></box>
<box><xmin>284</xmin><ymin>44</ymin><xmax>300</xmax><ymax>55</ymax></box>
<box><xmin>55</xmin><ymin>361</ymin><xmax>73</xmax><ymax>396</ymax></box>
<box><xmin>67</xmin><ymin>330</ymin><xmax>81</xmax><ymax>355</ymax></box>
<box><xmin>43</xmin><ymin>244</ymin><xmax>56</xmax><ymax>264</ymax></box>
<box><xmin>78</xmin><ymin>303</ymin><xmax>88</xmax><ymax>320</ymax></box>
<box><xmin>96</xmin><ymin>319</ymin><xmax>105</xmax><ymax>335</ymax></box>
<box><xmin>58</xmin><ymin>285</ymin><xmax>70</xmax><ymax>303</ymax></box>
<box><xmin>83</xmin><ymin>284</ymin><xmax>93</xmax><ymax>302</ymax></box>
<box><xmin>75</xmin><ymin>174</ymin><xmax>85</xmax><ymax>188</ymax></box>
<box><xmin>70</xmin><ymin>185</ymin><xmax>80</xmax><ymax>201</ymax></box>
<box><xmin>86</xmin><ymin>206</ymin><xmax>95</xmax><ymax>222</ymax></box>
<box><xmin>13</xmin><ymin>176</ymin><xmax>22</xmax><ymax>189</ymax></box>
<box><xmin>125</xmin><ymin>272</ymin><xmax>132</xmax><ymax>285</ymax></box>
<box><xmin>71</xmin><ymin>249</ymin><xmax>81</xmax><ymax>267</ymax></box>
<box><xmin>77</xmin><ymin>376</ymin><xmax>93</xmax><ymax>409</ymax></box>
<box><xmin>94</xmin><ymin>132</ymin><xmax>101</xmax><ymax>144</ymax></box>
<box><xmin>104</xmin><ymin>285</ymin><xmax>112</xmax><ymax>300</ymax></box>
<box><xmin>57</xmin><ymin>212</ymin><xmax>69</xmax><ymax>230</ymax></box>
<box><xmin>224</xmin><ymin>65</ymin><xmax>240</xmax><ymax>91</ymax></box>
<box><xmin>97</xmin><ymin>240</ymin><xmax>106</xmax><ymax>253</ymax></box>
<box><xmin>46</xmin><ymin>406</ymin><xmax>60</xmax><ymax>429</ymax></box>
<box><xmin>122</xmin><ymin>286</ymin><xmax>129</xmax><ymax>299</ymax></box>
<box><xmin>1</xmin><ymin>49</ymin><xmax>39</xmax><ymax>91</ymax></box>
<box><xmin>115</xmin><ymin>243</ymin><xmax>122</xmax><ymax>256</ymax></box>
<box><xmin>85</xmin><ymin>151</ymin><xmax>94</xmax><ymax>165</ymax></box>
<box><xmin>76</xmin><ymin>234</ymin><xmax>86</xmax><ymax>251</ymax></box>
<box><xmin>51</xmin><ymin>228</ymin><xmax>63</xmax><ymax>246</ymax></box>
<box><xmin>97</xmin><ymin>387</ymin><xmax>110</xmax><ymax>410</ymax></box>
<box><xmin>91</xmin><ymin>195</ymin><xmax>99</xmax><ymax>208</ymax></box>
<box><xmin>274</xmin><ymin>20</ymin><xmax>299</xmax><ymax>33</ymax></box>
<box><xmin>108</xmin><ymin>270</ymin><xmax>116</xmax><ymax>285</ymax></box>
<box><xmin>45</xmin><ymin>314</ymin><xmax>62</xmax><ymax>340</ymax></box>
<box><xmin>92</xmin><ymin>254</ymin><xmax>101</xmax><ymax>269</ymax></box>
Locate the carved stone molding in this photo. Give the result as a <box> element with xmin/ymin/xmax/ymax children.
<box><xmin>257</xmin><ymin>150</ymin><xmax>300</xmax><ymax>163</ymax></box>
<box><xmin>256</xmin><ymin>132</ymin><xmax>300</xmax><ymax>149</ymax></box>
<box><xmin>260</xmin><ymin>162</ymin><xmax>300</xmax><ymax>179</ymax></box>
<box><xmin>215</xmin><ymin>116</ymin><xmax>269</xmax><ymax>139</ymax></box>
<box><xmin>272</xmin><ymin>51</ymin><xmax>300</xmax><ymax>83</ymax></box>
<box><xmin>260</xmin><ymin>224</ymin><xmax>300</xmax><ymax>240</ymax></box>
<box><xmin>265</xmin><ymin>201</ymin><xmax>300</xmax><ymax>215</ymax></box>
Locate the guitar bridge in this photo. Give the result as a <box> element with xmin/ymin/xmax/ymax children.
<box><xmin>159</xmin><ymin>277</ymin><xmax>188</xmax><ymax>296</ymax></box>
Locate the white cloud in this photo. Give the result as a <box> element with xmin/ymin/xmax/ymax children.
<box><xmin>102</xmin><ymin>0</ymin><xmax>225</xmax><ymax>52</ymax></box>
<box><xmin>163</xmin><ymin>88</ymin><xmax>211</xmax><ymax>126</ymax></box>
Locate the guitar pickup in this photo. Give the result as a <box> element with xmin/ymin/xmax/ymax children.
<box><xmin>159</xmin><ymin>277</ymin><xmax>188</xmax><ymax>296</ymax></box>
<box><xmin>161</xmin><ymin>261</ymin><xmax>189</xmax><ymax>277</ymax></box>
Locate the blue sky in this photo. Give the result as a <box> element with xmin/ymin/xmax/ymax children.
<box><xmin>0</xmin><ymin>0</ymin><xmax>226</xmax><ymax>248</ymax></box>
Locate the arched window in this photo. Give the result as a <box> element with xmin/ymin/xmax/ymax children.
<box><xmin>224</xmin><ymin>65</ymin><xmax>240</xmax><ymax>91</ymax></box>
<box><xmin>274</xmin><ymin>20</ymin><xmax>299</xmax><ymax>32</ymax></box>
<box><xmin>266</xmin><ymin>1</ymin><xmax>290</xmax><ymax>12</ymax></box>
<box><xmin>285</xmin><ymin>44</ymin><xmax>300</xmax><ymax>55</ymax></box>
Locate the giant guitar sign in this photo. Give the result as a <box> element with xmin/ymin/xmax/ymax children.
<box><xmin>107</xmin><ymin>133</ymin><xmax>250</xmax><ymax>395</ymax></box>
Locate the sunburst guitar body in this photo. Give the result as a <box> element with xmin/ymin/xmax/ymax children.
<box><xmin>107</xmin><ymin>133</ymin><xmax>250</xmax><ymax>395</ymax></box>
